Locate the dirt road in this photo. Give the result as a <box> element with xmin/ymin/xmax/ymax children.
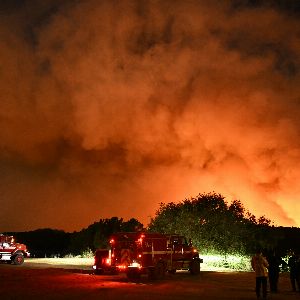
<box><xmin>0</xmin><ymin>259</ymin><xmax>299</xmax><ymax>300</ymax></box>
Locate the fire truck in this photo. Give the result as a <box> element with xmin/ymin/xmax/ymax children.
<box><xmin>93</xmin><ymin>232</ymin><xmax>203</xmax><ymax>280</ymax></box>
<box><xmin>0</xmin><ymin>234</ymin><xmax>30</xmax><ymax>265</ymax></box>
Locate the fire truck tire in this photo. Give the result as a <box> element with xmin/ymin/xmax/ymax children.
<box><xmin>94</xmin><ymin>269</ymin><xmax>104</xmax><ymax>275</ymax></box>
<box><xmin>149</xmin><ymin>262</ymin><xmax>165</xmax><ymax>280</ymax></box>
<box><xmin>126</xmin><ymin>269</ymin><xmax>141</xmax><ymax>281</ymax></box>
<box><xmin>189</xmin><ymin>259</ymin><xmax>200</xmax><ymax>275</ymax></box>
<box><xmin>148</xmin><ymin>267</ymin><xmax>155</xmax><ymax>280</ymax></box>
<box><xmin>12</xmin><ymin>253</ymin><xmax>24</xmax><ymax>265</ymax></box>
<box><xmin>157</xmin><ymin>262</ymin><xmax>166</xmax><ymax>279</ymax></box>
<box><xmin>110</xmin><ymin>268</ymin><xmax>119</xmax><ymax>275</ymax></box>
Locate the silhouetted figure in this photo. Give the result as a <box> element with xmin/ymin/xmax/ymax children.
<box><xmin>251</xmin><ymin>249</ymin><xmax>269</xmax><ymax>299</ymax></box>
<box><xmin>266</xmin><ymin>251</ymin><xmax>282</xmax><ymax>293</ymax></box>
<box><xmin>288</xmin><ymin>251</ymin><xmax>300</xmax><ymax>292</ymax></box>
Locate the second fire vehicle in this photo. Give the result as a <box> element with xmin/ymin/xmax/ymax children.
<box><xmin>93</xmin><ymin>232</ymin><xmax>203</xmax><ymax>279</ymax></box>
<box><xmin>0</xmin><ymin>234</ymin><xmax>30</xmax><ymax>265</ymax></box>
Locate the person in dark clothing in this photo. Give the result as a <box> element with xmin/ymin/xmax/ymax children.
<box><xmin>267</xmin><ymin>251</ymin><xmax>282</xmax><ymax>293</ymax></box>
<box><xmin>288</xmin><ymin>251</ymin><xmax>300</xmax><ymax>292</ymax></box>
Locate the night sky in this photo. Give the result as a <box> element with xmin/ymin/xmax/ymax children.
<box><xmin>1</xmin><ymin>0</ymin><xmax>300</xmax><ymax>232</ymax></box>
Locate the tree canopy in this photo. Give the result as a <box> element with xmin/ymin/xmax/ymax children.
<box><xmin>148</xmin><ymin>192</ymin><xmax>272</xmax><ymax>255</ymax></box>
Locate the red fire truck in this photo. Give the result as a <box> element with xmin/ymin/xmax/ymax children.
<box><xmin>0</xmin><ymin>234</ymin><xmax>30</xmax><ymax>265</ymax></box>
<box><xmin>93</xmin><ymin>232</ymin><xmax>203</xmax><ymax>280</ymax></box>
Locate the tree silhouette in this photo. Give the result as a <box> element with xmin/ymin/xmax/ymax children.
<box><xmin>148</xmin><ymin>192</ymin><xmax>272</xmax><ymax>255</ymax></box>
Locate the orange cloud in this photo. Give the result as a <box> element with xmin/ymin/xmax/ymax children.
<box><xmin>0</xmin><ymin>1</ymin><xmax>299</xmax><ymax>231</ymax></box>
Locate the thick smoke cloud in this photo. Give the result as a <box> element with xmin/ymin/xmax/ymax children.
<box><xmin>0</xmin><ymin>0</ymin><xmax>299</xmax><ymax>231</ymax></box>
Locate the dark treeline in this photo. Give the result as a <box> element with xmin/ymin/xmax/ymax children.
<box><xmin>7</xmin><ymin>217</ymin><xmax>143</xmax><ymax>257</ymax></box>
<box><xmin>5</xmin><ymin>192</ymin><xmax>300</xmax><ymax>258</ymax></box>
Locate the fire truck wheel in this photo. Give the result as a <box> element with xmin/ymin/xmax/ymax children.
<box><xmin>110</xmin><ymin>268</ymin><xmax>119</xmax><ymax>275</ymax></box>
<box><xmin>189</xmin><ymin>259</ymin><xmax>200</xmax><ymax>275</ymax></box>
<box><xmin>126</xmin><ymin>269</ymin><xmax>141</xmax><ymax>281</ymax></box>
<box><xmin>94</xmin><ymin>269</ymin><xmax>104</xmax><ymax>275</ymax></box>
<box><xmin>157</xmin><ymin>262</ymin><xmax>166</xmax><ymax>279</ymax></box>
<box><xmin>149</xmin><ymin>262</ymin><xmax>165</xmax><ymax>280</ymax></box>
<box><xmin>12</xmin><ymin>254</ymin><xmax>24</xmax><ymax>265</ymax></box>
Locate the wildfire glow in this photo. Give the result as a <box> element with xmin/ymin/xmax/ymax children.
<box><xmin>0</xmin><ymin>1</ymin><xmax>299</xmax><ymax>231</ymax></box>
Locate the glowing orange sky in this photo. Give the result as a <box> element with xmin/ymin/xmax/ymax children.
<box><xmin>0</xmin><ymin>0</ymin><xmax>300</xmax><ymax>232</ymax></box>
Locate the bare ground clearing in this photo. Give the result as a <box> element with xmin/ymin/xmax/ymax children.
<box><xmin>0</xmin><ymin>258</ymin><xmax>299</xmax><ymax>300</ymax></box>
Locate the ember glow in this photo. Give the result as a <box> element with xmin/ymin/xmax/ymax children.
<box><xmin>0</xmin><ymin>1</ymin><xmax>300</xmax><ymax>231</ymax></box>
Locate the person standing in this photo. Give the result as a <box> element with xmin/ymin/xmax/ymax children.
<box><xmin>267</xmin><ymin>250</ymin><xmax>282</xmax><ymax>293</ymax></box>
<box><xmin>251</xmin><ymin>249</ymin><xmax>269</xmax><ymax>299</ymax></box>
<box><xmin>288</xmin><ymin>251</ymin><xmax>300</xmax><ymax>292</ymax></box>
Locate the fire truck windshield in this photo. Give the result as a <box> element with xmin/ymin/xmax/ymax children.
<box><xmin>172</xmin><ymin>236</ymin><xmax>188</xmax><ymax>245</ymax></box>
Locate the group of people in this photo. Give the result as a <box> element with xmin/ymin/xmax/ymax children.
<box><xmin>251</xmin><ymin>249</ymin><xmax>300</xmax><ymax>299</ymax></box>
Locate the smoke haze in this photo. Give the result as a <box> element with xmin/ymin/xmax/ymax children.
<box><xmin>1</xmin><ymin>0</ymin><xmax>300</xmax><ymax>231</ymax></box>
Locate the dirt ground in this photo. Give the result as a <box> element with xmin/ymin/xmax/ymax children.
<box><xmin>0</xmin><ymin>258</ymin><xmax>299</xmax><ymax>300</ymax></box>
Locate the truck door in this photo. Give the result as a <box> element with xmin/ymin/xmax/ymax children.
<box><xmin>171</xmin><ymin>236</ymin><xmax>191</xmax><ymax>269</ymax></box>
<box><xmin>171</xmin><ymin>236</ymin><xmax>184</xmax><ymax>268</ymax></box>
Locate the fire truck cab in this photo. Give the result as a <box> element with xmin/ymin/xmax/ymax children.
<box><xmin>0</xmin><ymin>234</ymin><xmax>30</xmax><ymax>265</ymax></box>
<box><xmin>93</xmin><ymin>232</ymin><xmax>202</xmax><ymax>280</ymax></box>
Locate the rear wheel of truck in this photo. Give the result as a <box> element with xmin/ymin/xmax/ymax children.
<box><xmin>189</xmin><ymin>259</ymin><xmax>200</xmax><ymax>275</ymax></box>
<box><xmin>149</xmin><ymin>261</ymin><xmax>165</xmax><ymax>280</ymax></box>
<box><xmin>126</xmin><ymin>269</ymin><xmax>141</xmax><ymax>281</ymax></box>
<box><xmin>155</xmin><ymin>261</ymin><xmax>166</xmax><ymax>279</ymax></box>
<box><xmin>12</xmin><ymin>254</ymin><xmax>24</xmax><ymax>265</ymax></box>
<box><xmin>110</xmin><ymin>267</ymin><xmax>119</xmax><ymax>275</ymax></box>
<box><xmin>94</xmin><ymin>269</ymin><xmax>104</xmax><ymax>275</ymax></box>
